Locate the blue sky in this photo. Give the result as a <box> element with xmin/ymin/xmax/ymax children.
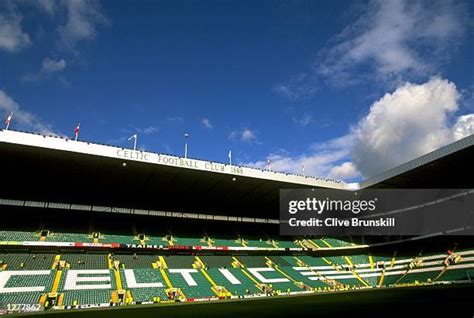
<box><xmin>0</xmin><ymin>0</ymin><xmax>473</xmax><ymax>182</ymax></box>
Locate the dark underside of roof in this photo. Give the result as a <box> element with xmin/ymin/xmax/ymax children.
<box><xmin>1</xmin><ymin>139</ymin><xmax>473</xmax><ymax>220</ymax></box>
<box><xmin>0</xmin><ymin>142</ymin><xmax>314</xmax><ymax>219</ymax></box>
<box><xmin>366</xmin><ymin>142</ymin><xmax>474</xmax><ymax>189</ymax></box>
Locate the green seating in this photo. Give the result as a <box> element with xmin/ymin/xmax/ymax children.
<box><xmin>279</xmin><ymin>256</ymin><xmax>300</xmax><ymax>266</ymax></box>
<box><xmin>371</xmin><ymin>255</ymin><xmax>394</xmax><ymax>263</ymax></box>
<box><xmin>142</xmin><ymin>236</ymin><xmax>168</xmax><ymax>245</ymax></box>
<box><xmin>120</xmin><ymin>269</ymin><xmax>167</xmax><ymax>302</ymax></box>
<box><xmin>246</xmin><ymin>267</ymin><xmax>300</xmax><ymax>292</ymax></box>
<box><xmin>164</xmin><ymin>256</ymin><xmax>195</xmax><ymax>268</ymax></box>
<box><xmin>166</xmin><ymin>269</ymin><xmax>214</xmax><ymax>298</ymax></box>
<box><xmin>297</xmin><ymin>256</ymin><xmax>330</xmax><ymax>267</ymax></box>
<box><xmin>0</xmin><ymin>230</ymin><xmax>38</xmax><ymax>242</ymax></box>
<box><xmin>114</xmin><ymin>254</ymin><xmax>157</xmax><ymax>269</ymax></box>
<box><xmin>25</xmin><ymin>254</ymin><xmax>55</xmax><ymax>270</ymax></box>
<box><xmin>437</xmin><ymin>268</ymin><xmax>474</xmax><ymax>281</ymax></box>
<box><xmin>61</xmin><ymin>254</ymin><xmax>108</xmax><ymax>269</ymax></box>
<box><xmin>0</xmin><ymin>292</ymin><xmax>42</xmax><ymax>307</ymax></box>
<box><xmin>99</xmin><ymin>234</ymin><xmax>136</xmax><ymax>244</ymax></box>
<box><xmin>0</xmin><ymin>253</ymin><xmax>30</xmax><ymax>270</ymax></box>
<box><xmin>383</xmin><ymin>272</ymin><xmax>405</xmax><ymax>285</ymax></box>
<box><xmin>237</xmin><ymin>256</ymin><xmax>268</xmax><ymax>267</ymax></box>
<box><xmin>0</xmin><ymin>270</ymin><xmax>55</xmax><ymax>307</ymax></box>
<box><xmin>210</xmin><ymin>238</ymin><xmax>243</xmax><ymax>247</ymax></box>
<box><xmin>59</xmin><ymin>269</ymin><xmax>115</xmax><ymax>306</ymax></box>
<box><xmin>244</xmin><ymin>239</ymin><xmax>273</xmax><ymax>248</ymax></box>
<box><xmin>173</xmin><ymin>237</ymin><xmax>207</xmax><ymax>246</ymax></box>
<box><xmin>267</xmin><ymin>256</ymin><xmax>293</xmax><ymax>267</ymax></box>
<box><xmin>280</xmin><ymin>266</ymin><xmax>327</xmax><ymax>288</ymax></box>
<box><xmin>2</xmin><ymin>270</ymin><xmax>54</xmax><ymax>290</ymax></box>
<box><xmin>47</xmin><ymin>232</ymin><xmax>88</xmax><ymax>242</ymax></box>
<box><xmin>274</xmin><ymin>240</ymin><xmax>299</xmax><ymax>248</ymax></box>
<box><xmin>397</xmin><ymin>271</ymin><xmax>437</xmax><ymax>284</ymax></box>
<box><xmin>321</xmin><ymin>238</ymin><xmax>353</xmax><ymax>247</ymax></box>
<box><xmin>207</xmin><ymin>268</ymin><xmax>259</xmax><ymax>295</ymax></box>
<box><xmin>200</xmin><ymin>256</ymin><xmax>233</xmax><ymax>268</ymax></box>
<box><xmin>62</xmin><ymin>290</ymin><xmax>111</xmax><ymax>305</ymax></box>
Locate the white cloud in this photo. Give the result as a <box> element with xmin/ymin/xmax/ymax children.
<box><xmin>245</xmin><ymin>134</ymin><xmax>359</xmax><ymax>180</ymax></box>
<box><xmin>58</xmin><ymin>0</ymin><xmax>110</xmax><ymax>50</ymax></box>
<box><xmin>37</xmin><ymin>0</ymin><xmax>58</xmax><ymax>16</ymax></box>
<box><xmin>0</xmin><ymin>0</ymin><xmax>109</xmax><ymax>53</ymax></box>
<box><xmin>352</xmin><ymin>77</ymin><xmax>470</xmax><ymax>177</ymax></box>
<box><xmin>22</xmin><ymin>57</ymin><xmax>67</xmax><ymax>82</ymax></box>
<box><xmin>0</xmin><ymin>90</ymin><xmax>56</xmax><ymax>135</ymax></box>
<box><xmin>275</xmin><ymin>0</ymin><xmax>470</xmax><ymax>96</ymax></box>
<box><xmin>316</xmin><ymin>0</ymin><xmax>468</xmax><ymax>85</ymax></box>
<box><xmin>328</xmin><ymin>162</ymin><xmax>360</xmax><ymax>180</ymax></box>
<box><xmin>452</xmin><ymin>114</ymin><xmax>474</xmax><ymax>140</ymax></box>
<box><xmin>201</xmin><ymin>118</ymin><xmax>213</xmax><ymax>129</ymax></box>
<box><xmin>110</xmin><ymin>125</ymin><xmax>159</xmax><ymax>145</ymax></box>
<box><xmin>273</xmin><ymin>73</ymin><xmax>319</xmax><ymax>101</ymax></box>
<box><xmin>126</xmin><ymin>125</ymin><xmax>159</xmax><ymax>136</ymax></box>
<box><xmin>166</xmin><ymin>117</ymin><xmax>184</xmax><ymax>122</ymax></box>
<box><xmin>42</xmin><ymin>57</ymin><xmax>66</xmax><ymax>73</ymax></box>
<box><xmin>229</xmin><ymin>128</ymin><xmax>258</xmax><ymax>143</ymax></box>
<box><xmin>293</xmin><ymin>113</ymin><xmax>313</xmax><ymax>127</ymax></box>
<box><xmin>0</xmin><ymin>8</ymin><xmax>31</xmax><ymax>52</ymax></box>
<box><xmin>142</xmin><ymin>126</ymin><xmax>159</xmax><ymax>135</ymax></box>
<box><xmin>241</xmin><ymin>128</ymin><xmax>256</xmax><ymax>142</ymax></box>
<box><xmin>248</xmin><ymin>77</ymin><xmax>473</xmax><ymax>181</ymax></box>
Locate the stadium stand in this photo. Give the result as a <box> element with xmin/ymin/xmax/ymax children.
<box><xmin>0</xmin><ymin>271</ymin><xmax>55</xmax><ymax>308</ymax></box>
<box><xmin>0</xmin><ymin>253</ymin><xmax>55</xmax><ymax>270</ymax></box>
<box><xmin>58</xmin><ymin>269</ymin><xmax>116</xmax><ymax>306</ymax></box>
<box><xmin>113</xmin><ymin>254</ymin><xmax>157</xmax><ymax>269</ymax></box>
<box><xmin>166</xmin><ymin>268</ymin><xmax>215</xmax><ymax>298</ymax></box>
<box><xmin>60</xmin><ymin>254</ymin><xmax>109</xmax><ymax>270</ymax></box>
<box><xmin>0</xmin><ymin>241</ymin><xmax>474</xmax><ymax>312</ymax></box>
<box><xmin>199</xmin><ymin>256</ymin><xmax>233</xmax><ymax>268</ymax></box>
<box><xmin>164</xmin><ymin>256</ymin><xmax>196</xmax><ymax>269</ymax></box>
<box><xmin>0</xmin><ymin>230</ymin><xmax>38</xmax><ymax>242</ymax></box>
<box><xmin>120</xmin><ymin>269</ymin><xmax>168</xmax><ymax>302</ymax></box>
<box><xmin>1</xmin><ymin>130</ymin><xmax>474</xmax><ymax>315</ymax></box>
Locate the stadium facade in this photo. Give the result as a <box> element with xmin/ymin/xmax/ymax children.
<box><xmin>0</xmin><ymin>129</ymin><xmax>473</xmax><ymax>317</ymax></box>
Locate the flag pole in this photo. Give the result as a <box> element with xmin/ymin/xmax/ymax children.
<box><xmin>128</xmin><ymin>134</ymin><xmax>137</xmax><ymax>150</ymax></box>
<box><xmin>74</xmin><ymin>123</ymin><xmax>80</xmax><ymax>141</ymax></box>
<box><xmin>184</xmin><ymin>133</ymin><xmax>189</xmax><ymax>158</ymax></box>
<box><xmin>5</xmin><ymin>112</ymin><xmax>13</xmax><ymax>130</ymax></box>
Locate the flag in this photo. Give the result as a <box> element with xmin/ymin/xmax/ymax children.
<box><xmin>128</xmin><ymin>133</ymin><xmax>138</xmax><ymax>150</ymax></box>
<box><xmin>4</xmin><ymin>112</ymin><xmax>13</xmax><ymax>130</ymax></box>
<box><xmin>228</xmin><ymin>150</ymin><xmax>232</xmax><ymax>165</ymax></box>
<box><xmin>74</xmin><ymin>123</ymin><xmax>80</xmax><ymax>139</ymax></box>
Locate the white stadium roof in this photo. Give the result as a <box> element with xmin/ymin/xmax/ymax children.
<box><xmin>0</xmin><ymin>129</ymin><xmax>347</xmax><ymax>189</ymax></box>
<box><xmin>0</xmin><ymin>129</ymin><xmax>473</xmax><ymax>219</ymax></box>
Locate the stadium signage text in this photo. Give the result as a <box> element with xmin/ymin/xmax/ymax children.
<box><xmin>0</xmin><ymin>267</ymin><xmax>301</xmax><ymax>294</ymax></box>
<box><xmin>116</xmin><ymin>150</ymin><xmax>244</xmax><ymax>175</ymax></box>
